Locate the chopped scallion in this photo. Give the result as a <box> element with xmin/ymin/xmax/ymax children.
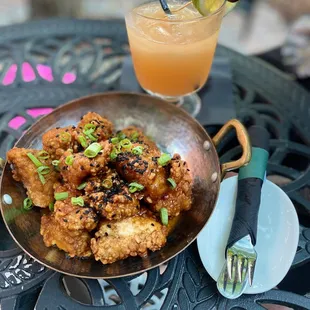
<box><xmin>128</xmin><ymin>182</ymin><xmax>144</xmax><ymax>193</ymax></box>
<box><xmin>78</xmin><ymin>135</ymin><xmax>88</xmax><ymax>148</ymax></box>
<box><xmin>85</xmin><ymin>130</ymin><xmax>98</xmax><ymax>142</ymax></box>
<box><xmin>158</xmin><ymin>153</ymin><xmax>171</xmax><ymax>166</ymax></box>
<box><xmin>102</xmin><ymin>179</ymin><xmax>113</xmax><ymax>189</ymax></box>
<box><xmin>167</xmin><ymin>178</ymin><xmax>177</xmax><ymax>189</ymax></box>
<box><xmin>54</xmin><ymin>192</ymin><xmax>68</xmax><ymax>201</ymax></box>
<box><xmin>71</xmin><ymin>196</ymin><xmax>84</xmax><ymax>207</ymax></box>
<box><xmin>27</xmin><ymin>153</ymin><xmax>43</xmax><ymax>168</ymax></box>
<box><xmin>39</xmin><ymin>174</ymin><xmax>46</xmax><ymax>185</ymax></box>
<box><xmin>117</xmin><ymin>132</ymin><xmax>126</xmax><ymax>141</ymax></box>
<box><xmin>37</xmin><ymin>166</ymin><xmax>50</xmax><ymax>175</ymax></box>
<box><xmin>77</xmin><ymin>182</ymin><xmax>87</xmax><ymax>190</ymax></box>
<box><xmin>131</xmin><ymin>131</ymin><xmax>139</xmax><ymax>141</ymax></box>
<box><xmin>52</xmin><ymin>160</ymin><xmax>60</xmax><ymax>166</ymax></box>
<box><xmin>23</xmin><ymin>197</ymin><xmax>33</xmax><ymax>210</ymax></box>
<box><xmin>110</xmin><ymin>148</ymin><xmax>118</xmax><ymax>160</ymax></box>
<box><xmin>38</xmin><ymin>151</ymin><xmax>49</xmax><ymax>160</ymax></box>
<box><xmin>83</xmin><ymin>123</ymin><xmax>96</xmax><ymax>132</ymax></box>
<box><xmin>111</xmin><ymin>137</ymin><xmax>119</xmax><ymax>144</ymax></box>
<box><xmin>132</xmin><ymin>146</ymin><xmax>143</xmax><ymax>155</ymax></box>
<box><xmin>60</xmin><ymin>132</ymin><xmax>71</xmax><ymax>142</ymax></box>
<box><xmin>49</xmin><ymin>202</ymin><xmax>54</xmax><ymax>212</ymax></box>
<box><xmin>65</xmin><ymin>155</ymin><xmax>74</xmax><ymax>166</ymax></box>
<box><xmin>84</xmin><ymin>142</ymin><xmax>102</xmax><ymax>158</ymax></box>
<box><xmin>160</xmin><ymin>208</ymin><xmax>169</xmax><ymax>226</ymax></box>
<box><xmin>120</xmin><ymin>139</ymin><xmax>132</xmax><ymax>149</ymax></box>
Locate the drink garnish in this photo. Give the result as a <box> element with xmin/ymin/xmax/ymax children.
<box><xmin>192</xmin><ymin>0</ymin><xmax>238</xmax><ymax>16</ymax></box>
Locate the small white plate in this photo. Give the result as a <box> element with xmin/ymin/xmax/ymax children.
<box><xmin>197</xmin><ymin>176</ymin><xmax>299</xmax><ymax>294</ymax></box>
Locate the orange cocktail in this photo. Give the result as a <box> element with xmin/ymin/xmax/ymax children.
<box><xmin>125</xmin><ymin>0</ymin><xmax>226</xmax><ymax>115</ymax></box>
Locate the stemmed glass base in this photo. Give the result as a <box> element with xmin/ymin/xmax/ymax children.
<box><xmin>145</xmin><ymin>90</ymin><xmax>202</xmax><ymax>117</ymax></box>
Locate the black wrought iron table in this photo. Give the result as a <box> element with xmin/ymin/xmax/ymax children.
<box><xmin>0</xmin><ymin>19</ymin><xmax>309</xmax><ymax>310</ymax></box>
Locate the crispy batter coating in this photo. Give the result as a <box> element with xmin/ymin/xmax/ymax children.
<box><xmin>53</xmin><ymin>182</ymin><xmax>98</xmax><ymax>231</ymax></box>
<box><xmin>40</xmin><ymin>214</ymin><xmax>92</xmax><ymax>258</ymax></box>
<box><xmin>115</xmin><ymin>152</ymin><xmax>168</xmax><ymax>202</ymax></box>
<box><xmin>91</xmin><ymin>215</ymin><xmax>167</xmax><ymax>264</ymax></box>
<box><xmin>151</xmin><ymin>154</ymin><xmax>192</xmax><ymax>217</ymax></box>
<box><xmin>58</xmin><ymin>141</ymin><xmax>112</xmax><ymax>188</ymax></box>
<box><xmin>113</xmin><ymin>130</ymin><xmax>168</xmax><ymax>202</ymax></box>
<box><xmin>42</xmin><ymin>126</ymin><xmax>76</xmax><ymax>160</ymax></box>
<box><xmin>7</xmin><ymin>148</ymin><xmax>58</xmax><ymax>208</ymax></box>
<box><xmin>85</xmin><ymin>170</ymin><xmax>140</xmax><ymax>220</ymax></box>
<box><xmin>43</xmin><ymin>113</ymin><xmax>112</xmax><ymax>160</ymax></box>
<box><xmin>54</xmin><ymin>201</ymin><xmax>98</xmax><ymax>232</ymax></box>
<box><xmin>73</xmin><ymin>112</ymin><xmax>113</xmax><ymax>146</ymax></box>
<box><xmin>121</xmin><ymin>126</ymin><xmax>161</xmax><ymax>156</ymax></box>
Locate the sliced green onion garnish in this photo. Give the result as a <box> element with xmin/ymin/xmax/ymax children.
<box><xmin>27</xmin><ymin>153</ymin><xmax>43</xmax><ymax>168</ymax></box>
<box><xmin>132</xmin><ymin>146</ymin><xmax>143</xmax><ymax>155</ymax></box>
<box><xmin>71</xmin><ymin>196</ymin><xmax>84</xmax><ymax>207</ymax></box>
<box><xmin>52</xmin><ymin>160</ymin><xmax>60</xmax><ymax>166</ymax></box>
<box><xmin>77</xmin><ymin>182</ymin><xmax>87</xmax><ymax>190</ymax></box>
<box><xmin>38</xmin><ymin>151</ymin><xmax>49</xmax><ymax>160</ymax></box>
<box><xmin>158</xmin><ymin>153</ymin><xmax>172</xmax><ymax>166</ymax></box>
<box><xmin>167</xmin><ymin>178</ymin><xmax>177</xmax><ymax>189</ymax></box>
<box><xmin>129</xmin><ymin>182</ymin><xmax>144</xmax><ymax>193</ymax></box>
<box><xmin>102</xmin><ymin>179</ymin><xmax>113</xmax><ymax>189</ymax></box>
<box><xmin>120</xmin><ymin>139</ymin><xmax>132</xmax><ymax>149</ymax></box>
<box><xmin>78</xmin><ymin>135</ymin><xmax>88</xmax><ymax>148</ymax></box>
<box><xmin>54</xmin><ymin>192</ymin><xmax>68</xmax><ymax>201</ymax></box>
<box><xmin>84</xmin><ymin>142</ymin><xmax>102</xmax><ymax>158</ymax></box>
<box><xmin>110</xmin><ymin>148</ymin><xmax>118</xmax><ymax>160</ymax></box>
<box><xmin>23</xmin><ymin>198</ymin><xmax>33</xmax><ymax>210</ymax></box>
<box><xmin>37</xmin><ymin>166</ymin><xmax>50</xmax><ymax>175</ymax></box>
<box><xmin>131</xmin><ymin>131</ymin><xmax>139</xmax><ymax>141</ymax></box>
<box><xmin>60</xmin><ymin>132</ymin><xmax>71</xmax><ymax>142</ymax></box>
<box><xmin>160</xmin><ymin>208</ymin><xmax>168</xmax><ymax>226</ymax></box>
<box><xmin>49</xmin><ymin>202</ymin><xmax>54</xmax><ymax>212</ymax></box>
<box><xmin>117</xmin><ymin>132</ymin><xmax>126</xmax><ymax>141</ymax></box>
<box><xmin>39</xmin><ymin>174</ymin><xmax>46</xmax><ymax>185</ymax></box>
<box><xmin>85</xmin><ymin>131</ymin><xmax>98</xmax><ymax>142</ymax></box>
<box><xmin>52</xmin><ymin>160</ymin><xmax>60</xmax><ymax>171</ymax></box>
<box><xmin>65</xmin><ymin>155</ymin><xmax>74</xmax><ymax>166</ymax></box>
<box><xmin>83</xmin><ymin>123</ymin><xmax>96</xmax><ymax>132</ymax></box>
<box><xmin>111</xmin><ymin>137</ymin><xmax>119</xmax><ymax>144</ymax></box>
<box><xmin>83</xmin><ymin>124</ymin><xmax>98</xmax><ymax>142</ymax></box>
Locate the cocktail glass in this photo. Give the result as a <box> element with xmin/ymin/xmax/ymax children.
<box><xmin>124</xmin><ymin>0</ymin><xmax>230</xmax><ymax>116</ymax></box>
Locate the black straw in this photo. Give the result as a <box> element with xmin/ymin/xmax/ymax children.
<box><xmin>159</xmin><ymin>0</ymin><xmax>172</xmax><ymax>15</ymax></box>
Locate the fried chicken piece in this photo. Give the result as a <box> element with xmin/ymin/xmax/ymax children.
<box><xmin>84</xmin><ymin>170</ymin><xmax>140</xmax><ymax>220</ymax></box>
<box><xmin>40</xmin><ymin>214</ymin><xmax>92</xmax><ymax>258</ymax></box>
<box><xmin>53</xmin><ymin>182</ymin><xmax>98</xmax><ymax>231</ymax></box>
<box><xmin>113</xmin><ymin>129</ymin><xmax>168</xmax><ymax>201</ymax></box>
<box><xmin>91</xmin><ymin>215</ymin><xmax>167</xmax><ymax>264</ymax></box>
<box><xmin>115</xmin><ymin>151</ymin><xmax>168</xmax><ymax>202</ymax></box>
<box><xmin>58</xmin><ymin>141</ymin><xmax>112</xmax><ymax>188</ymax></box>
<box><xmin>7</xmin><ymin>148</ymin><xmax>59</xmax><ymax>208</ymax></box>
<box><xmin>42</xmin><ymin>126</ymin><xmax>77</xmax><ymax>160</ymax></box>
<box><xmin>151</xmin><ymin>154</ymin><xmax>192</xmax><ymax>217</ymax></box>
<box><xmin>121</xmin><ymin>126</ymin><xmax>160</xmax><ymax>156</ymax></box>
<box><xmin>73</xmin><ymin>112</ymin><xmax>113</xmax><ymax>145</ymax></box>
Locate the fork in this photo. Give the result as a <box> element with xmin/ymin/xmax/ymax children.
<box><xmin>217</xmin><ymin>234</ymin><xmax>257</xmax><ymax>299</ymax></box>
<box><xmin>217</xmin><ymin>125</ymin><xmax>270</xmax><ymax>299</ymax></box>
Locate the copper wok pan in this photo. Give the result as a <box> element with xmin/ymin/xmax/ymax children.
<box><xmin>0</xmin><ymin>92</ymin><xmax>251</xmax><ymax>278</ymax></box>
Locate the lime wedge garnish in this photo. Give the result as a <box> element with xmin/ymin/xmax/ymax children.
<box><xmin>192</xmin><ymin>0</ymin><xmax>238</xmax><ymax>16</ymax></box>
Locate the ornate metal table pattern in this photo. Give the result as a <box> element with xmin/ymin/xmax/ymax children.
<box><xmin>0</xmin><ymin>19</ymin><xmax>309</xmax><ymax>310</ymax></box>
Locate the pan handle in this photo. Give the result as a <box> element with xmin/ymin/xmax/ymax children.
<box><xmin>212</xmin><ymin>119</ymin><xmax>251</xmax><ymax>179</ymax></box>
